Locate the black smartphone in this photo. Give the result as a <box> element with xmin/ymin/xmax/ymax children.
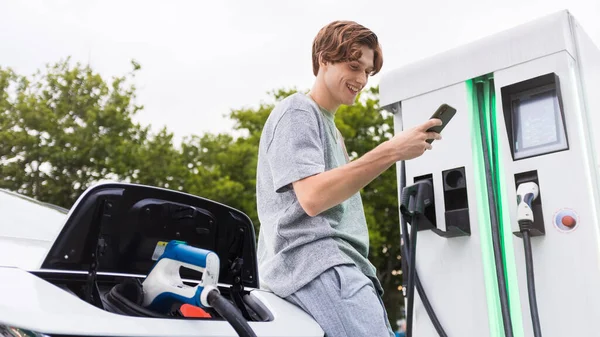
<box><xmin>426</xmin><ymin>103</ymin><xmax>456</xmax><ymax>143</ymax></box>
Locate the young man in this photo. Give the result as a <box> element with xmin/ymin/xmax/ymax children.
<box><xmin>256</xmin><ymin>21</ymin><xmax>442</xmax><ymax>336</ymax></box>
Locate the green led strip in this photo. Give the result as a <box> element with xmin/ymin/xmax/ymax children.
<box><xmin>467</xmin><ymin>76</ymin><xmax>524</xmax><ymax>337</ymax></box>
<box><xmin>467</xmin><ymin>79</ymin><xmax>504</xmax><ymax>336</ymax></box>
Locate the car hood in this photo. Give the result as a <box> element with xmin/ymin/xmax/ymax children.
<box><xmin>0</xmin><ymin>189</ymin><xmax>68</xmax><ymax>269</ymax></box>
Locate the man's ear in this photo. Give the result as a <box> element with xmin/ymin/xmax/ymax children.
<box><xmin>319</xmin><ymin>53</ymin><xmax>328</xmax><ymax>69</ymax></box>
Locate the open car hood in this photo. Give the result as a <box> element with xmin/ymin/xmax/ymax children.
<box><xmin>41</xmin><ymin>182</ymin><xmax>259</xmax><ymax>289</ymax></box>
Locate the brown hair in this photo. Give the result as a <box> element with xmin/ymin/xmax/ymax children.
<box><xmin>312</xmin><ymin>20</ymin><xmax>383</xmax><ymax>76</ymax></box>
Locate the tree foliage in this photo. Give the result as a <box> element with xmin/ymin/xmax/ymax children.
<box><xmin>0</xmin><ymin>59</ymin><xmax>148</xmax><ymax>206</ymax></box>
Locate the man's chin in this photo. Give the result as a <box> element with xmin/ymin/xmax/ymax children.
<box><xmin>340</xmin><ymin>96</ymin><xmax>357</xmax><ymax>106</ymax></box>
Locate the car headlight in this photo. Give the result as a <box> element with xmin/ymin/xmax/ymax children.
<box><xmin>0</xmin><ymin>324</ymin><xmax>49</xmax><ymax>337</ymax></box>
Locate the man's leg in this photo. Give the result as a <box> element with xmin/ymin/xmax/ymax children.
<box><xmin>285</xmin><ymin>264</ymin><xmax>395</xmax><ymax>337</ymax></box>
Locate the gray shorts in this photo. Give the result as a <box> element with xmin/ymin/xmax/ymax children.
<box><xmin>285</xmin><ymin>264</ymin><xmax>395</xmax><ymax>337</ymax></box>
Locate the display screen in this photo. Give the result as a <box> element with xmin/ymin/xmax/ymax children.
<box><xmin>514</xmin><ymin>90</ymin><xmax>559</xmax><ymax>150</ymax></box>
<box><xmin>511</xmin><ymin>85</ymin><xmax>568</xmax><ymax>159</ymax></box>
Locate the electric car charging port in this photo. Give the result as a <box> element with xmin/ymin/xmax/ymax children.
<box><xmin>34</xmin><ymin>271</ymin><xmax>274</xmax><ymax>322</ymax></box>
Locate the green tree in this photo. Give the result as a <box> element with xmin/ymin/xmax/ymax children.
<box><xmin>0</xmin><ymin>59</ymin><xmax>262</xmax><ymax>213</ymax></box>
<box><xmin>0</xmin><ymin>59</ymin><xmax>172</xmax><ymax>208</ymax></box>
<box><xmin>180</xmin><ymin>133</ymin><xmax>253</xmax><ymax>220</ymax></box>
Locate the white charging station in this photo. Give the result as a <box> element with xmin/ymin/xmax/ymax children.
<box><xmin>380</xmin><ymin>10</ymin><xmax>600</xmax><ymax>337</ymax></box>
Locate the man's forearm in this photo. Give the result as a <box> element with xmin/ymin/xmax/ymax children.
<box><xmin>293</xmin><ymin>141</ymin><xmax>397</xmax><ymax>216</ymax></box>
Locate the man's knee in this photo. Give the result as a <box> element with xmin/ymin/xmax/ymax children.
<box><xmin>286</xmin><ymin>265</ymin><xmax>392</xmax><ymax>337</ymax></box>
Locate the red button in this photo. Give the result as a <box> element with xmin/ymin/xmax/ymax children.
<box><xmin>561</xmin><ymin>215</ymin><xmax>576</xmax><ymax>228</ymax></box>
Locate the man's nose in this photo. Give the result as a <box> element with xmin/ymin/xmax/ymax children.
<box><xmin>357</xmin><ymin>72</ymin><xmax>367</xmax><ymax>87</ymax></box>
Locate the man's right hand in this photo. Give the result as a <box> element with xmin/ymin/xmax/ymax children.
<box><xmin>387</xmin><ymin>118</ymin><xmax>443</xmax><ymax>161</ymax></box>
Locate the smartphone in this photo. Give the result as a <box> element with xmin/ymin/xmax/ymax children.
<box><xmin>426</xmin><ymin>103</ymin><xmax>456</xmax><ymax>143</ymax></box>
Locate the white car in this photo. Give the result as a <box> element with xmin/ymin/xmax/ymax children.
<box><xmin>0</xmin><ymin>183</ymin><xmax>324</xmax><ymax>337</ymax></box>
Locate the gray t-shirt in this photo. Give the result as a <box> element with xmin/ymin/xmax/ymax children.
<box><xmin>256</xmin><ymin>93</ymin><xmax>381</xmax><ymax>298</ymax></box>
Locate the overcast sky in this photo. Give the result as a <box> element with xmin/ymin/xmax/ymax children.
<box><xmin>1</xmin><ymin>0</ymin><xmax>598</xmax><ymax>142</ymax></box>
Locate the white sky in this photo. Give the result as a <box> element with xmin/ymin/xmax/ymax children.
<box><xmin>1</xmin><ymin>0</ymin><xmax>598</xmax><ymax>142</ymax></box>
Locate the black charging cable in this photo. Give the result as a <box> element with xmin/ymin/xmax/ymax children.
<box><xmin>400</xmin><ymin>179</ymin><xmax>448</xmax><ymax>337</ymax></box>
<box><xmin>521</xmin><ymin>230</ymin><xmax>542</xmax><ymax>337</ymax></box>
<box><xmin>208</xmin><ymin>289</ymin><xmax>257</xmax><ymax>337</ymax></box>
<box><xmin>405</xmin><ymin>211</ymin><xmax>418</xmax><ymax>337</ymax></box>
<box><xmin>400</xmin><ymin>215</ymin><xmax>448</xmax><ymax>337</ymax></box>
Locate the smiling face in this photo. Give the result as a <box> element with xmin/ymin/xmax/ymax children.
<box><xmin>310</xmin><ymin>21</ymin><xmax>383</xmax><ymax>112</ymax></box>
<box><xmin>320</xmin><ymin>45</ymin><xmax>374</xmax><ymax>107</ymax></box>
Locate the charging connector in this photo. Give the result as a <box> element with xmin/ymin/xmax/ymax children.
<box><xmin>400</xmin><ymin>179</ymin><xmax>448</xmax><ymax>337</ymax></box>
<box><xmin>516</xmin><ymin>181</ymin><xmax>543</xmax><ymax>337</ymax></box>
<box><xmin>516</xmin><ymin>182</ymin><xmax>539</xmax><ymax>229</ymax></box>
